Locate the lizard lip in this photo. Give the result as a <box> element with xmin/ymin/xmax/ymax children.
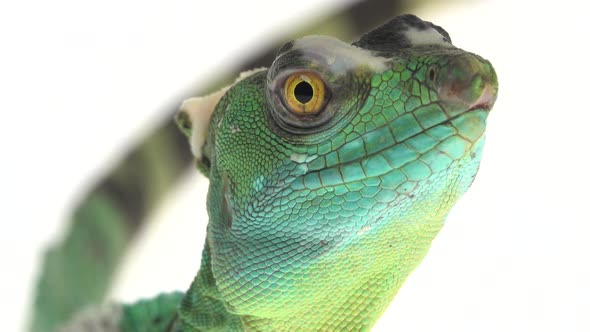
<box><xmin>439</xmin><ymin>105</ymin><xmax>488</xmax><ymax>127</ymax></box>
<box><xmin>466</xmin><ymin>103</ymin><xmax>491</xmax><ymax>114</ymax></box>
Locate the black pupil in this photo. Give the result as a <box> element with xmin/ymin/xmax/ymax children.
<box><xmin>294</xmin><ymin>81</ymin><xmax>314</xmax><ymax>104</ymax></box>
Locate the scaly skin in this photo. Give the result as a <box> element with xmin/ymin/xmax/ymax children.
<box><xmin>32</xmin><ymin>12</ymin><xmax>498</xmax><ymax>332</ymax></box>
<box><xmin>177</xmin><ymin>15</ymin><xmax>498</xmax><ymax>331</ymax></box>
<box><xmin>30</xmin><ymin>1</ymin><xmax>408</xmax><ymax>330</ymax></box>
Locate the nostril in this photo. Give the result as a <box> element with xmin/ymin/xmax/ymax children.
<box><xmin>428</xmin><ymin>68</ymin><xmax>435</xmax><ymax>81</ymax></box>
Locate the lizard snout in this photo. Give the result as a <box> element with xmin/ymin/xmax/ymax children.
<box><xmin>435</xmin><ymin>54</ymin><xmax>498</xmax><ymax>112</ymax></box>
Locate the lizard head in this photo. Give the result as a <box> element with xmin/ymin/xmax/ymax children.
<box><xmin>178</xmin><ymin>14</ymin><xmax>497</xmax><ymax>330</ymax></box>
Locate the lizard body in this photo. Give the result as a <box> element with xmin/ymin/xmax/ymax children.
<box><xmin>31</xmin><ymin>12</ymin><xmax>497</xmax><ymax>332</ymax></box>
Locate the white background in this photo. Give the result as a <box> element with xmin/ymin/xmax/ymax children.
<box><xmin>2</xmin><ymin>0</ymin><xmax>589</xmax><ymax>331</ymax></box>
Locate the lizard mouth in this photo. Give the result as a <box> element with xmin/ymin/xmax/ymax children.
<box><xmin>439</xmin><ymin>105</ymin><xmax>488</xmax><ymax>127</ymax></box>
<box><xmin>398</xmin><ymin>81</ymin><xmax>497</xmax><ymax>151</ymax></box>
<box><xmin>468</xmin><ymin>104</ymin><xmax>490</xmax><ymax>112</ymax></box>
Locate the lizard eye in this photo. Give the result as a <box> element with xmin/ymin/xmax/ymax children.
<box><xmin>268</xmin><ymin>69</ymin><xmax>334</xmax><ymax>133</ymax></box>
<box><xmin>283</xmin><ymin>71</ymin><xmax>328</xmax><ymax>115</ymax></box>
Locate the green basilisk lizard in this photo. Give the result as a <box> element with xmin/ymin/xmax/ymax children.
<box><xmin>30</xmin><ymin>11</ymin><xmax>498</xmax><ymax>332</ymax></box>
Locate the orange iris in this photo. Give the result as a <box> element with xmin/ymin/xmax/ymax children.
<box><xmin>283</xmin><ymin>71</ymin><xmax>326</xmax><ymax>115</ymax></box>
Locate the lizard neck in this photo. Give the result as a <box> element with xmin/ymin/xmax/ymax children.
<box><xmin>238</xmin><ymin>215</ymin><xmax>446</xmax><ymax>331</ymax></box>
<box><xmin>178</xmin><ymin>244</ymin><xmax>243</xmax><ymax>331</ymax></box>
<box><xmin>180</xmin><ymin>215</ymin><xmax>446</xmax><ymax>331</ymax></box>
